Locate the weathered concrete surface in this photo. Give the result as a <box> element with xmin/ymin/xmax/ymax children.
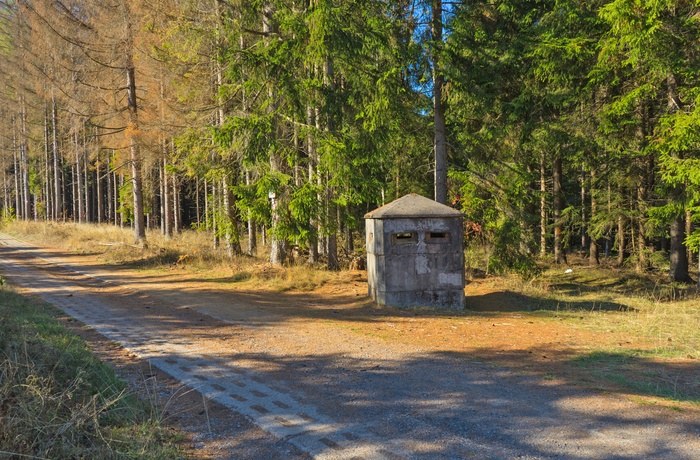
<box><xmin>366</xmin><ymin>194</ymin><xmax>465</xmax><ymax>309</ymax></box>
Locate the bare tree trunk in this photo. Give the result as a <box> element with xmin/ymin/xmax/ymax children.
<box><xmin>345</xmin><ymin>206</ymin><xmax>354</xmax><ymax>256</ymax></box>
<box><xmin>173</xmin><ymin>172</ymin><xmax>180</xmax><ymax>233</ymax></box>
<box><xmin>540</xmin><ymin>152</ymin><xmax>547</xmax><ymax>257</ymax></box>
<box><xmin>196</xmin><ymin>177</ymin><xmax>201</xmax><ymax>227</ymax></box>
<box><xmin>686</xmin><ymin>210</ymin><xmax>693</xmax><ymax>267</ymax></box>
<box><xmin>44</xmin><ymin>106</ymin><xmax>52</xmax><ymax>220</ymax></box>
<box><xmin>224</xmin><ymin>175</ymin><xmax>242</xmax><ymax>257</ymax></box>
<box><xmin>589</xmin><ymin>170</ymin><xmax>599</xmax><ymax>265</ymax></box>
<box><xmin>245</xmin><ymin>170</ymin><xmax>257</xmax><ymax>256</ymax></box>
<box><xmin>315</xmin><ymin>105</ymin><xmax>325</xmax><ymax>257</ymax></box>
<box><xmin>96</xmin><ymin>152</ymin><xmax>103</xmax><ymax>223</ymax></box>
<box><xmin>3</xmin><ymin>168</ymin><xmax>9</xmax><ymax>220</ymax></box>
<box><xmin>306</xmin><ymin>104</ymin><xmax>319</xmax><ymax>264</ymax></box>
<box><xmin>636</xmin><ymin>182</ymin><xmax>648</xmax><ymax>273</ymax></box>
<box><xmin>20</xmin><ymin>100</ymin><xmax>30</xmax><ymax>220</ymax></box>
<box><xmin>52</xmin><ymin>97</ymin><xmax>62</xmax><ymax>220</ymax></box>
<box><xmin>13</xmin><ymin>122</ymin><xmax>20</xmax><ymax>219</ymax></box>
<box><xmin>125</xmin><ymin>8</ymin><xmax>146</xmax><ymax>245</ymax></box>
<box><xmin>83</xmin><ymin>133</ymin><xmax>90</xmax><ymax>222</ymax></box>
<box><xmin>323</xmin><ymin>58</ymin><xmax>339</xmax><ymax>271</ymax></box>
<box><xmin>265</xmin><ymin>3</ymin><xmax>287</xmax><ymax>265</ymax></box>
<box><xmin>553</xmin><ymin>154</ymin><xmax>566</xmax><ymax>264</ymax></box>
<box><xmin>212</xmin><ymin>180</ymin><xmax>220</xmax><ymax>249</ymax></box>
<box><xmin>119</xmin><ymin>174</ymin><xmax>126</xmax><ymax>228</ymax></box>
<box><xmin>204</xmin><ymin>178</ymin><xmax>209</xmax><ymax>231</ymax></box>
<box><xmin>670</xmin><ymin>216</ymin><xmax>690</xmax><ymax>282</ymax></box>
<box><xmin>667</xmin><ymin>74</ymin><xmax>690</xmax><ymax>282</ymax></box>
<box><xmin>580</xmin><ymin>166</ymin><xmax>587</xmax><ymax>251</ymax></box>
<box><xmin>71</xmin><ymin>162</ymin><xmax>77</xmax><ymax>220</ymax></box>
<box><xmin>432</xmin><ymin>0</ymin><xmax>447</xmax><ymax>204</ymax></box>
<box><xmin>107</xmin><ymin>152</ymin><xmax>113</xmax><ymax>224</ymax></box>
<box><xmin>326</xmin><ymin>199</ymin><xmax>339</xmax><ymax>270</ymax></box>
<box><xmin>162</xmin><ymin>152</ymin><xmax>172</xmax><ymax>238</ymax></box>
<box><xmin>74</xmin><ymin>132</ymin><xmax>83</xmax><ymax>223</ymax></box>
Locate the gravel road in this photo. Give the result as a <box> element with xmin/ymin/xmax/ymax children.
<box><xmin>1</xmin><ymin>232</ymin><xmax>698</xmax><ymax>459</ymax></box>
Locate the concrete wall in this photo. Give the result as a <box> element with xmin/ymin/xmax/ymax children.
<box><xmin>366</xmin><ymin>217</ymin><xmax>465</xmax><ymax>309</ymax></box>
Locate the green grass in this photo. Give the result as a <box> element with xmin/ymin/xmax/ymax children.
<box><xmin>569</xmin><ymin>351</ymin><xmax>699</xmax><ymax>403</ymax></box>
<box><xmin>0</xmin><ymin>285</ymin><xmax>186</xmax><ymax>459</ymax></box>
<box><xmin>508</xmin><ymin>264</ymin><xmax>700</xmax><ymax>360</ymax></box>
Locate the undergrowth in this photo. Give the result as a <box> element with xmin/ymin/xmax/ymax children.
<box><xmin>0</xmin><ymin>285</ymin><xmax>185</xmax><ymax>459</ymax></box>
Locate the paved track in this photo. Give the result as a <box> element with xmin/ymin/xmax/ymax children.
<box><xmin>1</xmin><ymin>233</ymin><xmax>698</xmax><ymax>459</ymax></box>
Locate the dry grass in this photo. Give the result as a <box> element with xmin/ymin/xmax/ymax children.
<box><xmin>510</xmin><ymin>264</ymin><xmax>700</xmax><ymax>360</ymax></box>
<box><xmin>2</xmin><ymin>220</ymin><xmax>339</xmax><ymax>292</ymax></box>
<box><xmin>0</xmin><ymin>285</ymin><xmax>185</xmax><ymax>459</ymax></box>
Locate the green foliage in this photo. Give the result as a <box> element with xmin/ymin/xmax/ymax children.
<box><xmin>118</xmin><ymin>178</ymin><xmax>134</xmax><ymax>224</ymax></box>
<box><xmin>488</xmin><ymin>217</ymin><xmax>542</xmax><ymax>278</ymax></box>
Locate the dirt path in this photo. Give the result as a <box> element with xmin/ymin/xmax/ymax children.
<box><xmin>1</xmin><ymin>232</ymin><xmax>698</xmax><ymax>459</ymax></box>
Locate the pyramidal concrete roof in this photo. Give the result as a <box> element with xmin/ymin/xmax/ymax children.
<box><xmin>365</xmin><ymin>193</ymin><xmax>464</xmax><ymax>219</ymax></box>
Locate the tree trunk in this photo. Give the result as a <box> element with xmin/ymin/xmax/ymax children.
<box><xmin>686</xmin><ymin>210</ymin><xmax>693</xmax><ymax>267</ymax></box>
<box><xmin>107</xmin><ymin>153</ymin><xmax>113</xmax><ymax>224</ymax></box>
<box><xmin>669</xmin><ymin>216</ymin><xmax>690</xmax><ymax>282</ymax></box>
<box><xmin>432</xmin><ymin>0</ymin><xmax>447</xmax><ymax>204</ymax></box>
<box><xmin>204</xmin><ymin>178</ymin><xmax>209</xmax><ymax>231</ymax></box>
<box><xmin>581</xmin><ymin>166</ymin><xmax>587</xmax><ymax>250</ymax></box>
<box><xmin>224</xmin><ymin>175</ymin><xmax>242</xmax><ymax>257</ymax></box>
<box><xmin>540</xmin><ymin>152</ymin><xmax>547</xmax><ymax>257</ymax></box>
<box><xmin>3</xmin><ymin>169</ymin><xmax>9</xmax><ymax>220</ymax></box>
<box><xmin>667</xmin><ymin>73</ymin><xmax>689</xmax><ymax>282</ymax></box>
<box><xmin>119</xmin><ymin>174</ymin><xmax>126</xmax><ymax>228</ymax></box>
<box><xmin>20</xmin><ymin>100</ymin><xmax>30</xmax><ymax>220</ymax></box>
<box><xmin>306</xmin><ymin>104</ymin><xmax>319</xmax><ymax>263</ymax></box>
<box><xmin>589</xmin><ymin>169</ymin><xmax>599</xmax><ymax>265</ymax></box>
<box><xmin>74</xmin><ymin>132</ymin><xmax>83</xmax><ymax>223</ymax></box>
<box><xmin>326</xmin><ymin>199</ymin><xmax>339</xmax><ymax>271</ymax></box>
<box><xmin>323</xmin><ymin>57</ymin><xmax>339</xmax><ymax>271</ymax></box>
<box><xmin>196</xmin><ymin>177</ymin><xmax>201</xmax><ymax>227</ymax></box>
<box><xmin>12</xmin><ymin>120</ymin><xmax>20</xmax><ymax>219</ymax></box>
<box><xmin>163</xmin><ymin>152</ymin><xmax>172</xmax><ymax>238</ymax></box>
<box><xmin>52</xmin><ymin>96</ymin><xmax>62</xmax><ymax>220</ymax></box>
<box><xmin>245</xmin><ymin>170</ymin><xmax>257</xmax><ymax>256</ymax></box>
<box><xmin>265</xmin><ymin>3</ymin><xmax>288</xmax><ymax>265</ymax></box>
<box><xmin>96</xmin><ymin>152</ymin><xmax>103</xmax><ymax>223</ymax></box>
<box><xmin>636</xmin><ymin>182</ymin><xmax>648</xmax><ymax>272</ymax></box>
<box><xmin>83</xmin><ymin>134</ymin><xmax>90</xmax><ymax>222</ymax></box>
<box><xmin>125</xmin><ymin>10</ymin><xmax>146</xmax><ymax>245</ymax></box>
<box><xmin>212</xmin><ymin>180</ymin><xmax>220</xmax><ymax>249</ymax></box>
<box><xmin>44</xmin><ymin>106</ymin><xmax>51</xmax><ymax>220</ymax></box>
<box><xmin>553</xmin><ymin>154</ymin><xmax>566</xmax><ymax>264</ymax></box>
<box><xmin>173</xmin><ymin>171</ymin><xmax>180</xmax><ymax>233</ymax></box>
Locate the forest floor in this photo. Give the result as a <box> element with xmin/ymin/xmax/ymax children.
<box><xmin>0</xmin><ymin>222</ymin><xmax>699</xmax><ymax>458</ymax></box>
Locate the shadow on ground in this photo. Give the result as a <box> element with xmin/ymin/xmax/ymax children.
<box><xmin>167</xmin><ymin>346</ymin><xmax>700</xmax><ymax>459</ymax></box>
<box><xmin>465</xmin><ymin>290</ymin><xmax>634</xmax><ymax>312</ymax></box>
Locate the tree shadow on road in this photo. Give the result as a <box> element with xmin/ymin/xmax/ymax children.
<box><xmin>175</xmin><ymin>347</ymin><xmax>700</xmax><ymax>459</ymax></box>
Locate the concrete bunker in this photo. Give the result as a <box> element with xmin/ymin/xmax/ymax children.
<box><xmin>365</xmin><ymin>193</ymin><xmax>465</xmax><ymax>309</ymax></box>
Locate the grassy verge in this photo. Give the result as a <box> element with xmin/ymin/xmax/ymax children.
<box><xmin>0</xmin><ymin>284</ymin><xmax>185</xmax><ymax>459</ymax></box>
<box><xmin>520</xmin><ymin>265</ymin><xmax>700</xmax><ymax>359</ymax></box>
<box><xmin>2</xmin><ymin>220</ymin><xmax>338</xmax><ymax>292</ymax></box>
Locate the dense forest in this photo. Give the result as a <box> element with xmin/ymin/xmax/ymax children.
<box><xmin>0</xmin><ymin>0</ymin><xmax>699</xmax><ymax>281</ymax></box>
